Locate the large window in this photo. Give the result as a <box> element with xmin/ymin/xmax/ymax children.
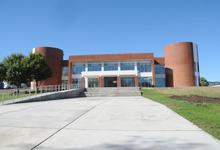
<box><xmin>137</xmin><ymin>63</ymin><xmax>151</xmax><ymax>72</ymax></box>
<box><xmin>88</xmin><ymin>63</ymin><xmax>101</xmax><ymax>71</ymax></box>
<box><xmin>121</xmin><ymin>77</ymin><xmax>135</xmax><ymax>87</ymax></box>
<box><xmin>72</xmin><ymin>63</ymin><xmax>85</xmax><ymax>74</ymax></box>
<box><xmin>139</xmin><ymin>77</ymin><xmax>152</xmax><ymax>87</ymax></box>
<box><xmin>155</xmin><ymin>65</ymin><xmax>165</xmax><ymax>74</ymax></box>
<box><xmin>104</xmin><ymin>63</ymin><xmax>118</xmax><ymax>71</ymax></box>
<box><xmin>155</xmin><ymin>78</ymin><xmax>165</xmax><ymax>87</ymax></box>
<box><xmin>120</xmin><ymin>63</ymin><xmax>134</xmax><ymax>70</ymax></box>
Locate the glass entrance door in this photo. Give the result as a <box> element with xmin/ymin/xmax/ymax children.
<box><xmin>88</xmin><ymin>78</ymin><xmax>99</xmax><ymax>87</ymax></box>
<box><xmin>121</xmin><ymin>77</ymin><xmax>135</xmax><ymax>87</ymax></box>
<box><xmin>104</xmin><ymin>77</ymin><xmax>117</xmax><ymax>87</ymax></box>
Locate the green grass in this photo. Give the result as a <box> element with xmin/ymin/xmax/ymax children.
<box><xmin>142</xmin><ymin>87</ymin><xmax>220</xmax><ymax>140</ymax></box>
<box><xmin>152</xmin><ymin>87</ymin><xmax>220</xmax><ymax>98</ymax></box>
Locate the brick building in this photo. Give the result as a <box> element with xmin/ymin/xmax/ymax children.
<box><xmin>32</xmin><ymin>42</ymin><xmax>200</xmax><ymax>88</ymax></box>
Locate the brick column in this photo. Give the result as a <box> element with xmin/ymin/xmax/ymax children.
<box><xmin>151</xmin><ymin>60</ymin><xmax>155</xmax><ymax>87</ymax></box>
<box><xmin>99</xmin><ymin>76</ymin><xmax>104</xmax><ymax>87</ymax></box>
<box><xmin>134</xmin><ymin>76</ymin><xmax>139</xmax><ymax>87</ymax></box>
<box><xmin>68</xmin><ymin>62</ymin><xmax>72</xmax><ymax>86</ymax></box>
<box><xmin>80</xmin><ymin>77</ymin><xmax>85</xmax><ymax>88</ymax></box>
<box><xmin>98</xmin><ymin>77</ymin><xmax>101</xmax><ymax>87</ymax></box>
<box><xmin>117</xmin><ymin>76</ymin><xmax>121</xmax><ymax>87</ymax></box>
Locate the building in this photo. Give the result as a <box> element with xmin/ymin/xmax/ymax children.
<box><xmin>32</xmin><ymin>42</ymin><xmax>200</xmax><ymax>88</ymax></box>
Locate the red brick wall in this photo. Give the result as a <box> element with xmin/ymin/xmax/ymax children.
<box><xmin>164</xmin><ymin>42</ymin><xmax>195</xmax><ymax>87</ymax></box>
<box><xmin>69</xmin><ymin>53</ymin><xmax>154</xmax><ymax>62</ymax></box>
<box><xmin>34</xmin><ymin>47</ymin><xmax>63</xmax><ymax>86</ymax></box>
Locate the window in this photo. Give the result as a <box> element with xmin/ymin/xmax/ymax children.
<box><xmin>62</xmin><ymin>67</ymin><xmax>68</xmax><ymax>76</ymax></box>
<box><xmin>88</xmin><ymin>78</ymin><xmax>99</xmax><ymax>87</ymax></box>
<box><xmin>104</xmin><ymin>63</ymin><xmax>118</xmax><ymax>71</ymax></box>
<box><xmin>139</xmin><ymin>77</ymin><xmax>152</xmax><ymax>87</ymax></box>
<box><xmin>88</xmin><ymin>63</ymin><xmax>101</xmax><ymax>71</ymax></box>
<box><xmin>155</xmin><ymin>78</ymin><xmax>165</xmax><ymax>87</ymax></box>
<box><xmin>155</xmin><ymin>65</ymin><xmax>165</xmax><ymax>74</ymax></box>
<box><xmin>72</xmin><ymin>78</ymin><xmax>81</xmax><ymax>87</ymax></box>
<box><xmin>72</xmin><ymin>63</ymin><xmax>85</xmax><ymax>74</ymax></box>
<box><xmin>120</xmin><ymin>63</ymin><xmax>134</xmax><ymax>70</ymax></box>
<box><xmin>137</xmin><ymin>63</ymin><xmax>151</xmax><ymax>72</ymax></box>
<box><xmin>194</xmin><ymin>62</ymin><xmax>199</xmax><ymax>73</ymax></box>
<box><xmin>121</xmin><ymin>77</ymin><xmax>135</xmax><ymax>87</ymax></box>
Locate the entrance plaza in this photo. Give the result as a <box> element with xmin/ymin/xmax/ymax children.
<box><xmin>0</xmin><ymin>97</ymin><xmax>219</xmax><ymax>150</ymax></box>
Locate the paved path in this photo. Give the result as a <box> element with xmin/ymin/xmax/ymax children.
<box><xmin>0</xmin><ymin>97</ymin><xmax>219</xmax><ymax>150</ymax></box>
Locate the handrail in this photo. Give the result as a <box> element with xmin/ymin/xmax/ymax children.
<box><xmin>0</xmin><ymin>84</ymin><xmax>79</xmax><ymax>104</ymax></box>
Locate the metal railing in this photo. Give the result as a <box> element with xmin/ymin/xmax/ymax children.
<box><xmin>0</xmin><ymin>84</ymin><xmax>79</xmax><ymax>104</ymax></box>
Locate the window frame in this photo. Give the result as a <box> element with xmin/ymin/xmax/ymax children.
<box><xmin>72</xmin><ymin>63</ymin><xmax>85</xmax><ymax>74</ymax></box>
<box><xmin>88</xmin><ymin>63</ymin><xmax>102</xmax><ymax>72</ymax></box>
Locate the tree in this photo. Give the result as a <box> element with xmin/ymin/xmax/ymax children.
<box><xmin>25</xmin><ymin>53</ymin><xmax>52</xmax><ymax>87</ymax></box>
<box><xmin>0</xmin><ymin>63</ymin><xmax>6</xmax><ymax>82</ymax></box>
<box><xmin>200</xmin><ymin>77</ymin><xmax>209</xmax><ymax>86</ymax></box>
<box><xmin>3</xmin><ymin>54</ymin><xmax>28</xmax><ymax>88</ymax></box>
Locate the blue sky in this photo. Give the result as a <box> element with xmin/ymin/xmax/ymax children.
<box><xmin>0</xmin><ymin>0</ymin><xmax>219</xmax><ymax>81</ymax></box>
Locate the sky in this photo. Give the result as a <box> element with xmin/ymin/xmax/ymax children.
<box><xmin>0</xmin><ymin>0</ymin><xmax>219</xmax><ymax>81</ymax></box>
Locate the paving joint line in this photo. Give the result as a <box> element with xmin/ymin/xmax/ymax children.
<box><xmin>0</xmin><ymin>125</ymin><xmax>61</xmax><ymax>130</ymax></box>
<box><xmin>62</xmin><ymin>128</ymin><xmax>202</xmax><ymax>132</ymax></box>
<box><xmin>31</xmin><ymin>101</ymin><xmax>106</xmax><ymax>150</ymax></box>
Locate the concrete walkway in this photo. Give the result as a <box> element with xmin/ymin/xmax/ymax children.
<box><xmin>0</xmin><ymin>97</ymin><xmax>219</xmax><ymax>150</ymax></box>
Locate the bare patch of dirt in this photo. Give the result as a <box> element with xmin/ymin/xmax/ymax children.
<box><xmin>170</xmin><ymin>95</ymin><xmax>220</xmax><ymax>104</ymax></box>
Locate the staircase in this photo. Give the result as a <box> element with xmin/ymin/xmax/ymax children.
<box><xmin>84</xmin><ymin>87</ymin><xmax>141</xmax><ymax>97</ymax></box>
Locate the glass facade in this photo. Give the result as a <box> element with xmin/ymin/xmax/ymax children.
<box><xmin>155</xmin><ymin>65</ymin><xmax>165</xmax><ymax>74</ymax></box>
<box><xmin>120</xmin><ymin>63</ymin><xmax>134</xmax><ymax>70</ymax></box>
<box><xmin>121</xmin><ymin>77</ymin><xmax>135</xmax><ymax>87</ymax></box>
<box><xmin>88</xmin><ymin>78</ymin><xmax>99</xmax><ymax>87</ymax></box>
<box><xmin>139</xmin><ymin>77</ymin><xmax>152</xmax><ymax>87</ymax></box>
<box><xmin>88</xmin><ymin>63</ymin><xmax>101</xmax><ymax>71</ymax></box>
<box><xmin>137</xmin><ymin>63</ymin><xmax>152</xmax><ymax>72</ymax></box>
<box><xmin>104</xmin><ymin>63</ymin><xmax>118</xmax><ymax>71</ymax></box>
<box><xmin>104</xmin><ymin>77</ymin><xmax>117</xmax><ymax>87</ymax></box>
<box><xmin>155</xmin><ymin>78</ymin><xmax>165</xmax><ymax>87</ymax></box>
<box><xmin>70</xmin><ymin>61</ymin><xmax>158</xmax><ymax>88</ymax></box>
<box><xmin>71</xmin><ymin>61</ymin><xmax>154</xmax><ymax>73</ymax></box>
<box><xmin>73</xmin><ymin>63</ymin><xmax>85</xmax><ymax>74</ymax></box>
<box><xmin>155</xmin><ymin>65</ymin><xmax>165</xmax><ymax>87</ymax></box>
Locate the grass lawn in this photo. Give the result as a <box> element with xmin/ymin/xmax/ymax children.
<box><xmin>142</xmin><ymin>87</ymin><xmax>220</xmax><ymax>140</ymax></box>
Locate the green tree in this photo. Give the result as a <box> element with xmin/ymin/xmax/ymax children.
<box><xmin>200</xmin><ymin>77</ymin><xmax>209</xmax><ymax>86</ymax></box>
<box><xmin>0</xmin><ymin>63</ymin><xmax>6</xmax><ymax>82</ymax></box>
<box><xmin>3</xmin><ymin>54</ymin><xmax>28</xmax><ymax>88</ymax></box>
<box><xmin>25</xmin><ymin>53</ymin><xmax>52</xmax><ymax>87</ymax></box>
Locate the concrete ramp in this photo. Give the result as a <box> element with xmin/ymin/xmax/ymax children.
<box><xmin>0</xmin><ymin>97</ymin><xmax>219</xmax><ymax>150</ymax></box>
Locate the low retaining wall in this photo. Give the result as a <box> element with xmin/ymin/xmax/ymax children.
<box><xmin>2</xmin><ymin>88</ymin><xmax>84</xmax><ymax>105</ymax></box>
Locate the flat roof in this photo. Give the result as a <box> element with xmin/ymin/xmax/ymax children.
<box><xmin>69</xmin><ymin>53</ymin><xmax>155</xmax><ymax>62</ymax></box>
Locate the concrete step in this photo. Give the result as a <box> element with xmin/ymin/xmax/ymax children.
<box><xmin>84</xmin><ymin>87</ymin><xmax>141</xmax><ymax>97</ymax></box>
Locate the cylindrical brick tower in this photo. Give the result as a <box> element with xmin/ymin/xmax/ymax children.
<box><xmin>164</xmin><ymin>42</ymin><xmax>199</xmax><ymax>87</ymax></box>
<box><xmin>32</xmin><ymin>47</ymin><xmax>63</xmax><ymax>86</ymax></box>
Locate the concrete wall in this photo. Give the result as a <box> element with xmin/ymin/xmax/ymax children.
<box><xmin>3</xmin><ymin>89</ymin><xmax>84</xmax><ymax>105</ymax></box>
